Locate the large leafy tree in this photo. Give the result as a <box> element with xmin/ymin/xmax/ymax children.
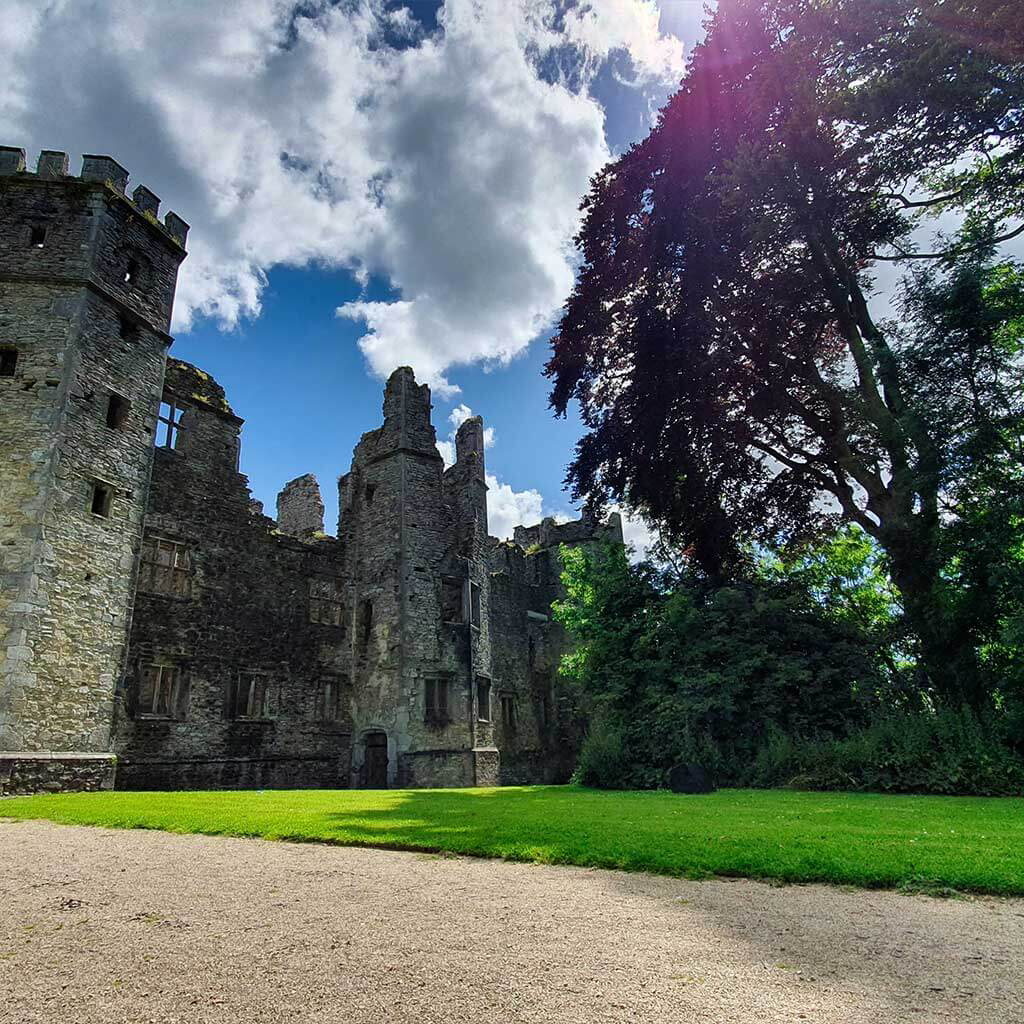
<box><xmin>547</xmin><ymin>0</ymin><xmax>1024</xmax><ymax>704</ymax></box>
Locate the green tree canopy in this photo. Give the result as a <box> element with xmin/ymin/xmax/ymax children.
<box><xmin>547</xmin><ymin>0</ymin><xmax>1024</xmax><ymax>704</ymax></box>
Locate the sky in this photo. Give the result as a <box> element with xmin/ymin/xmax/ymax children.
<box><xmin>1</xmin><ymin>0</ymin><xmax>710</xmax><ymax>554</ymax></box>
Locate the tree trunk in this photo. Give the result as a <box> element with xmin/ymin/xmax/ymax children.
<box><xmin>881</xmin><ymin>518</ymin><xmax>984</xmax><ymax>707</ymax></box>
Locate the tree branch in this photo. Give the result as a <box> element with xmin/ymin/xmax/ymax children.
<box><xmin>872</xmin><ymin>221</ymin><xmax>1024</xmax><ymax>261</ymax></box>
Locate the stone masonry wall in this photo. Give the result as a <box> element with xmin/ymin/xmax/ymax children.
<box><xmin>0</xmin><ymin>150</ymin><xmax>185</xmax><ymax>756</ymax></box>
<box><xmin>0</xmin><ymin>146</ymin><xmax>622</xmax><ymax>790</ymax></box>
<box><xmin>276</xmin><ymin>474</ymin><xmax>325</xmax><ymax>539</ymax></box>
<box><xmin>0</xmin><ymin>752</ymin><xmax>116</xmax><ymax>796</ymax></box>
<box><xmin>112</xmin><ymin>360</ymin><xmax>352</xmax><ymax>789</ymax></box>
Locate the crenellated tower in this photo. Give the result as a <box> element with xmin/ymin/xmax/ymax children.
<box><xmin>0</xmin><ymin>147</ymin><xmax>188</xmax><ymax>792</ymax></box>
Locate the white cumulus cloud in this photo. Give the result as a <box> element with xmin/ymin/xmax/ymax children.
<box><xmin>0</xmin><ymin>0</ymin><xmax>687</xmax><ymax>395</ymax></box>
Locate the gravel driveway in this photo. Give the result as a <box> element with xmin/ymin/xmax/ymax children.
<box><xmin>1</xmin><ymin>818</ymin><xmax>1021</xmax><ymax>1023</ymax></box>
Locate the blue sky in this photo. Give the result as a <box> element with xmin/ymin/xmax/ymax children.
<box><xmin>1</xmin><ymin>0</ymin><xmax>709</xmax><ymax>546</ymax></box>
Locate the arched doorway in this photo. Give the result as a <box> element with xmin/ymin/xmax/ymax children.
<box><xmin>361</xmin><ymin>731</ymin><xmax>389</xmax><ymax>789</ymax></box>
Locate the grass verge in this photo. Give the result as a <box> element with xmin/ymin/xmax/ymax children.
<box><xmin>3</xmin><ymin>786</ymin><xmax>1022</xmax><ymax>895</ymax></box>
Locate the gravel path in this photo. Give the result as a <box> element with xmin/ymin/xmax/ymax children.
<box><xmin>1</xmin><ymin>819</ymin><xmax>1022</xmax><ymax>1023</ymax></box>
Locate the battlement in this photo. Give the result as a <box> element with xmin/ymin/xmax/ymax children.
<box><xmin>0</xmin><ymin>146</ymin><xmax>189</xmax><ymax>248</ymax></box>
<box><xmin>513</xmin><ymin>511</ymin><xmax>623</xmax><ymax>551</ymax></box>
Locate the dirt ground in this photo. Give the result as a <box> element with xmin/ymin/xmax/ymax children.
<box><xmin>1</xmin><ymin>819</ymin><xmax>1021</xmax><ymax>1024</ymax></box>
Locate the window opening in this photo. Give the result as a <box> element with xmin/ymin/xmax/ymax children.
<box><xmin>139</xmin><ymin>534</ymin><xmax>191</xmax><ymax>597</ymax></box>
<box><xmin>309</xmin><ymin>578</ymin><xmax>344</xmax><ymax>625</ymax></box>
<box><xmin>358</xmin><ymin>599</ymin><xmax>373</xmax><ymax>652</ymax></box>
<box><xmin>90</xmin><ymin>482</ymin><xmax>112</xmax><ymax>518</ymax></box>
<box><xmin>425</xmin><ymin>677</ymin><xmax>450</xmax><ymax>724</ymax></box>
<box><xmin>137</xmin><ymin>664</ymin><xmax>188</xmax><ymax>719</ymax></box>
<box><xmin>124</xmin><ymin>257</ymin><xmax>140</xmax><ymax>287</ymax></box>
<box><xmin>106</xmin><ymin>393</ymin><xmax>129</xmax><ymax>429</ymax></box>
<box><xmin>119</xmin><ymin>314</ymin><xmax>138</xmax><ymax>342</ymax></box>
<box><xmin>0</xmin><ymin>349</ymin><xmax>17</xmax><ymax>377</ymax></box>
<box><xmin>470</xmin><ymin>581</ymin><xmax>482</xmax><ymax>629</ymax></box>
<box><xmin>156</xmin><ymin>399</ymin><xmax>185</xmax><ymax>449</ymax></box>
<box><xmin>476</xmin><ymin>677</ymin><xmax>491</xmax><ymax>722</ymax></box>
<box><xmin>501</xmin><ymin>694</ymin><xmax>517</xmax><ymax>731</ymax></box>
<box><xmin>319</xmin><ymin>677</ymin><xmax>345</xmax><ymax>722</ymax></box>
<box><xmin>233</xmin><ymin>672</ymin><xmax>271</xmax><ymax>720</ymax></box>
<box><xmin>365</xmin><ymin>483</ymin><xmax>376</xmax><ymax>506</ymax></box>
<box><xmin>29</xmin><ymin>225</ymin><xmax>46</xmax><ymax>247</ymax></box>
<box><xmin>441</xmin><ymin>576</ymin><xmax>463</xmax><ymax>623</ymax></box>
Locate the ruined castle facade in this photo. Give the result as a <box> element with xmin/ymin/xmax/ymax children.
<box><xmin>0</xmin><ymin>148</ymin><xmax>621</xmax><ymax>794</ymax></box>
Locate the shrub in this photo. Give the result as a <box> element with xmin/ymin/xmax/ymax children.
<box><xmin>573</xmin><ymin>718</ymin><xmax>631</xmax><ymax>790</ymax></box>
<box><xmin>748</xmin><ymin>708</ymin><xmax>1024</xmax><ymax>796</ymax></box>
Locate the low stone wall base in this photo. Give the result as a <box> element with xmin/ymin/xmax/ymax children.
<box><xmin>0</xmin><ymin>752</ymin><xmax>117</xmax><ymax>796</ymax></box>
<box><xmin>115</xmin><ymin>755</ymin><xmax>349</xmax><ymax>791</ymax></box>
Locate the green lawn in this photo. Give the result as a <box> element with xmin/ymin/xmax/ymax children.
<box><xmin>3</xmin><ymin>786</ymin><xmax>1022</xmax><ymax>895</ymax></box>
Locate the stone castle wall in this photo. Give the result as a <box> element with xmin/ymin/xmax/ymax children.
<box><xmin>0</xmin><ymin>149</ymin><xmax>186</xmax><ymax>770</ymax></box>
<box><xmin>111</xmin><ymin>360</ymin><xmax>351</xmax><ymax>790</ymax></box>
<box><xmin>0</xmin><ymin>145</ymin><xmax>623</xmax><ymax>792</ymax></box>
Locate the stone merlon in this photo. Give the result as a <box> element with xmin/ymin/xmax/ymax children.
<box><xmin>0</xmin><ymin>146</ymin><xmax>189</xmax><ymax>248</ymax></box>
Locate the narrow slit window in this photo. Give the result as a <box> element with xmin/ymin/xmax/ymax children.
<box><xmin>319</xmin><ymin>677</ymin><xmax>345</xmax><ymax>722</ymax></box>
<box><xmin>470</xmin><ymin>581</ymin><xmax>482</xmax><ymax>629</ymax></box>
<box><xmin>29</xmin><ymin>225</ymin><xmax>46</xmax><ymax>247</ymax></box>
<box><xmin>0</xmin><ymin>349</ymin><xmax>17</xmax><ymax>378</ymax></box>
<box><xmin>106</xmin><ymin>393</ymin><xmax>129</xmax><ymax>430</ymax></box>
<box><xmin>476</xmin><ymin>677</ymin><xmax>491</xmax><ymax>722</ymax></box>
<box><xmin>425</xmin><ymin>677</ymin><xmax>450</xmax><ymax>724</ymax></box>
<box><xmin>501</xmin><ymin>694</ymin><xmax>516</xmax><ymax>731</ymax></box>
<box><xmin>124</xmin><ymin>257</ymin><xmax>140</xmax><ymax>286</ymax></box>
<box><xmin>156</xmin><ymin>399</ymin><xmax>185</xmax><ymax>449</ymax></box>
<box><xmin>365</xmin><ymin>483</ymin><xmax>376</xmax><ymax>506</ymax></box>
<box><xmin>90</xmin><ymin>482</ymin><xmax>112</xmax><ymax>518</ymax></box>
<box><xmin>358</xmin><ymin>599</ymin><xmax>373</xmax><ymax>651</ymax></box>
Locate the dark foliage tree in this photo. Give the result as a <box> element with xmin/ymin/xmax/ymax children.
<box><xmin>547</xmin><ymin>0</ymin><xmax>1024</xmax><ymax>704</ymax></box>
<box><xmin>554</xmin><ymin>542</ymin><xmax>881</xmax><ymax>789</ymax></box>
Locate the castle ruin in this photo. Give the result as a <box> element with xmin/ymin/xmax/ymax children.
<box><xmin>0</xmin><ymin>147</ymin><xmax>621</xmax><ymax>794</ymax></box>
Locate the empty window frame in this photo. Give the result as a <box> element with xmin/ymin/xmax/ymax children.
<box><xmin>138</xmin><ymin>534</ymin><xmax>191</xmax><ymax>597</ymax></box>
<box><xmin>0</xmin><ymin>348</ymin><xmax>17</xmax><ymax>377</ymax></box>
<box><xmin>90</xmin><ymin>481</ymin><xmax>113</xmax><ymax>518</ymax></box>
<box><xmin>119</xmin><ymin>314</ymin><xmax>138</xmax><ymax>342</ymax></box>
<box><xmin>137</xmin><ymin>663</ymin><xmax>188</xmax><ymax>719</ymax></box>
<box><xmin>156</xmin><ymin>400</ymin><xmax>185</xmax><ymax>449</ymax></box>
<box><xmin>470</xmin><ymin>581</ymin><xmax>482</xmax><ymax>629</ymax></box>
<box><xmin>441</xmin><ymin>576</ymin><xmax>463</xmax><ymax>623</ymax></box>
<box><xmin>534</xmin><ymin>675</ymin><xmax>552</xmax><ymax>729</ymax></box>
<box><xmin>424</xmin><ymin>676</ymin><xmax>450</xmax><ymax>725</ymax></box>
<box><xmin>318</xmin><ymin>677</ymin><xmax>346</xmax><ymax>722</ymax></box>
<box><xmin>500</xmin><ymin>694</ymin><xmax>517</xmax><ymax>731</ymax></box>
<box><xmin>476</xmin><ymin>677</ymin><xmax>491</xmax><ymax>722</ymax></box>
<box><xmin>309</xmin><ymin>577</ymin><xmax>344</xmax><ymax>626</ymax></box>
<box><xmin>358</xmin><ymin>599</ymin><xmax>373</xmax><ymax>652</ymax></box>
<box><xmin>232</xmin><ymin>672</ymin><xmax>272</xmax><ymax>720</ymax></box>
<box><xmin>365</xmin><ymin>483</ymin><xmax>376</xmax><ymax>506</ymax></box>
<box><xmin>124</xmin><ymin>257</ymin><xmax>140</xmax><ymax>287</ymax></box>
<box><xmin>29</xmin><ymin>224</ymin><xmax>46</xmax><ymax>247</ymax></box>
<box><xmin>106</xmin><ymin>393</ymin><xmax>130</xmax><ymax>430</ymax></box>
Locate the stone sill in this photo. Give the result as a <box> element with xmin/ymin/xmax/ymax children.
<box><xmin>0</xmin><ymin>751</ymin><xmax>116</xmax><ymax>762</ymax></box>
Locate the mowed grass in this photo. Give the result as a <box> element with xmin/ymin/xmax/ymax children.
<box><xmin>3</xmin><ymin>786</ymin><xmax>1023</xmax><ymax>895</ymax></box>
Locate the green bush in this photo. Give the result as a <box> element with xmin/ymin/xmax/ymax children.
<box><xmin>572</xmin><ymin>718</ymin><xmax>631</xmax><ymax>789</ymax></box>
<box><xmin>748</xmin><ymin>708</ymin><xmax>1024</xmax><ymax>796</ymax></box>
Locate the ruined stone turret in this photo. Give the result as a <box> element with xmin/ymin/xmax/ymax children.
<box><xmin>276</xmin><ymin>474</ymin><xmax>325</xmax><ymax>538</ymax></box>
